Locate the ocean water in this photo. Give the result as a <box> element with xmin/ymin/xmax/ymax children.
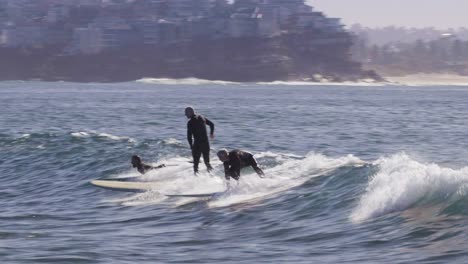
<box><xmin>2</xmin><ymin>80</ymin><xmax>468</xmax><ymax>263</ymax></box>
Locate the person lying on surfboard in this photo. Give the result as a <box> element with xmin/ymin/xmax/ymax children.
<box><xmin>131</xmin><ymin>155</ymin><xmax>165</xmax><ymax>174</ymax></box>
<box><xmin>216</xmin><ymin>149</ymin><xmax>264</xmax><ymax>181</ymax></box>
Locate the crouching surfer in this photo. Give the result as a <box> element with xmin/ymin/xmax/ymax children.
<box><xmin>131</xmin><ymin>155</ymin><xmax>165</xmax><ymax>175</ymax></box>
<box><xmin>216</xmin><ymin>149</ymin><xmax>264</xmax><ymax>181</ymax></box>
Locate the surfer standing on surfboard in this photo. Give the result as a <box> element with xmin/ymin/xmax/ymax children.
<box><xmin>131</xmin><ymin>155</ymin><xmax>165</xmax><ymax>174</ymax></box>
<box><xmin>185</xmin><ymin>107</ymin><xmax>215</xmax><ymax>175</ymax></box>
<box><xmin>217</xmin><ymin>149</ymin><xmax>264</xmax><ymax>181</ymax></box>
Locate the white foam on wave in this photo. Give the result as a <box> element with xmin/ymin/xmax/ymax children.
<box><xmin>117</xmin><ymin>156</ymin><xmax>225</xmax><ymax>206</ymax></box>
<box><xmin>350</xmin><ymin>153</ymin><xmax>468</xmax><ymax>223</ymax></box>
<box><xmin>71</xmin><ymin>131</ymin><xmax>90</xmax><ymax>138</ymax></box>
<box><xmin>71</xmin><ymin>130</ymin><xmax>136</xmax><ymax>143</ymax></box>
<box><xmin>115</xmin><ymin>152</ymin><xmax>365</xmax><ymax>208</ymax></box>
<box><xmin>98</xmin><ymin>133</ymin><xmax>135</xmax><ymax>143</ymax></box>
<box><xmin>162</xmin><ymin>138</ymin><xmax>183</xmax><ymax>146</ymax></box>
<box><xmin>136</xmin><ymin>77</ymin><xmax>387</xmax><ymax>87</ymax></box>
<box><xmin>136</xmin><ymin>77</ymin><xmax>238</xmax><ymax>86</ymax></box>
<box><xmin>207</xmin><ymin>152</ymin><xmax>365</xmax><ymax>208</ymax></box>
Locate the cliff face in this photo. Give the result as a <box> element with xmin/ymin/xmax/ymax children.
<box><xmin>0</xmin><ymin>34</ymin><xmax>380</xmax><ymax>83</ymax></box>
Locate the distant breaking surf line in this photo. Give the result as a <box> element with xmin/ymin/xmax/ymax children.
<box><xmin>136</xmin><ymin>77</ymin><xmax>386</xmax><ymax>87</ymax></box>
<box><xmin>136</xmin><ymin>78</ymin><xmax>239</xmax><ymax>85</ymax></box>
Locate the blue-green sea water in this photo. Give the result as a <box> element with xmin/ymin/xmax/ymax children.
<box><xmin>2</xmin><ymin>80</ymin><xmax>468</xmax><ymax>263</ymax></box>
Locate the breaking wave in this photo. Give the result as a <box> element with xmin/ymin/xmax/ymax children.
<box><xmin>136</xmin><ymin>77</ymin><xmax>239</xmax><ymax>86</ymax></box>
<box><xmin>136</xmin><ymin>77</ymin><xmax>385</xmax><ymax>86</ymax></box>
<box><xmin>71</xmin><ymin>131</ymin><xmax>136</xmax><ymax>143</ymax></box>
<box><xmin>105</xmin><ymin>152</ymin><xmax>365</xmax><ymax>208</ymax></box>
<box><xmin>351</xmin><ymin>153</ymin><xmax>468</xmax><ymax>223</ymax></box>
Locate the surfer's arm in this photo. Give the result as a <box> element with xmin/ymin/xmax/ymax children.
<box><xmin>139</xmin><ymin>164</ymin><xmax>165</xmax><ymax>174</ymax></box>
<box><xmin>187</xmin><ymin>122</ymin><xmax>193</xmax><ymax>149</ymax></box>
<box><xmin>205</xmin><ymin>118</ymin><xmax>215</xmax><ymax>137</ymax></box>
<box><xmin>247</xmin><ymin>154</ymin><xmax>264</xmax><ymax>178</ymax></box>
<box><xmin>223</xmin><ymin>162</ymin><xmax>230</xmax><ymax>180</ymax></box>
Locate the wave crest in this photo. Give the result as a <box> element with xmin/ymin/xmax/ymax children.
<box><xmin>136</xmin><ymin>78</ymin><xmax>238</xmax><ymax>85</ymax></box>
<box><xmin>351</xmin><ymin>153</ymin><xmax>468</xmax><ymax>223</ymax></box>
<box><xmin>70</xmin><ymin>131</ymin><xmax>136</xmax><ymax>143</ymax></box>
<box><xmin>109</xmin><ymin>152</ymin><xmax>365</xmax><ymax>208</ymax></box>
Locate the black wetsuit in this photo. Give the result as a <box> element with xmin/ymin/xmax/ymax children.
<box><xmin>222</xmin><ymin>150</ymin><xmax>264</xmax><ymax>180</ymax></box>
<box><xmin>137</xmin><ymin>164</ymin><xmax>164</xmax><ymax>174</ymax></box>
<box><xmin>187</xmin><ymin>114</ymin><xmax>214</xmax><ymax>173</ymax></box>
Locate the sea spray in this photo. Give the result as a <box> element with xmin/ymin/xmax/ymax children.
<box><xmin>351</xmin><ymin>153</ymin><xmax>468</xmax><ymax>223</ymax></box>
<box><xmin>70</xmin><ymin>130</ymin><xmax>136</xmax><ymax>143</ymax></box>
<box><xmin>136</xmin><ymin>77</ymin><xmax>239</xmax><ymax>86</ymax></box>
<box><xmin>111</xmin><ymin>152</ymin><xmax>366</xmax><ymax>208</ymax></box>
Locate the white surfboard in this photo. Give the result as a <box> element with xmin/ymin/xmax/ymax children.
<box><xmin>91</xmin><ymin>179</ymin><xmax>225</xmax><ymax>197</ymax></box>
<box><xmin>164</xmin><ymin>192</ymin><xmax>224</xmax><ymax>198</ymax></box>
<box><xmin>90</xmin><ymin>179</ymin><xmax>158</xmax><ymax>192</ymax></box>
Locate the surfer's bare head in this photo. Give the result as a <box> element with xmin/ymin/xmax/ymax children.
<box><xmin>217</xmin><ymin>149</ymin><xmax>229</xmax><ymax>162</ymax></box>
<box><xmin>185</xmin><ymin>107</ymin><xmax>195</xmax><ymax>118</ymax></box>
<box><xmin>131</xmin><ymin>155</ymin><xmax>142</xmax><ymax>167</ymax></box>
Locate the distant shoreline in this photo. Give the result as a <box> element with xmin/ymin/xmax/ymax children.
<box><xmin>136</xmin><ymin>75</ymin><xmax>468</xmax><ymax>86</ymax></box>
<box><xmin>385</xmin><ymin>73</ymin><xmax>468</xmax><ymax>86</ymax></box>
<box><xmin>2</xmin><ymin>74</ymin><xmax>468</xmax><ymax>86</ymax></box>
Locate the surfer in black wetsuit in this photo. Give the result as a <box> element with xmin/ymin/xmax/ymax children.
<box><xmin>217</xmin><ymin>149</ymin><xmax>264</xmax><ymax>181</ymax></box>
<box><xmin>185</xmin><ymin>107</ymin><xmax>215</xmax><ymax>174</ymax></box>
<box><xmin>131</xmin><ymin>155</ymin><xmax>165</xmax><ymax>174</ymax></box>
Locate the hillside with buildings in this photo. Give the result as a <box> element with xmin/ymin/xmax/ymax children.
<box><xmin>350</xmin><ymin>26</ymin><xmax>468</xmax><ymax>77</ymax></box>
<box><xmin>0</xmin><ymin>0</ymin><xmax>379</xmax><ymax>82</ymax></box>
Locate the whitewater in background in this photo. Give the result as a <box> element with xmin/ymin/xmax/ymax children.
<box><xmin>137</xmin><ymin>76</ymin><xmax>468</xmax><ymax>87</ymax></box>
<box><xmin>2</xmin><ymin>80</ymin><xmax>468</xmax><ymax>263</ymax></box>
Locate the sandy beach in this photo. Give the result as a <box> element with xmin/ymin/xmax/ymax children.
<box><xmin>385</xmin><ymin>73</ymin><xmax>468</xmax><ymax>86</ymax></box>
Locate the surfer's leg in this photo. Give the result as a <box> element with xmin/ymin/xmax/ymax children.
<box><xmin>192</xmin><ymin>145</ymin><xmax>202</xmax><ymax>174</ymax></box>
<box><xmin>201</xmin><ymin>143</ymin><xmax>213</xmax><ymax>172</ymax></box>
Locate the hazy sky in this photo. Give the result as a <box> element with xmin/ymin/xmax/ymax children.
<box><xmin>307</xmin><ymin>0</ymin><xmax>468</xmax><ymax>29</ymax></box>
